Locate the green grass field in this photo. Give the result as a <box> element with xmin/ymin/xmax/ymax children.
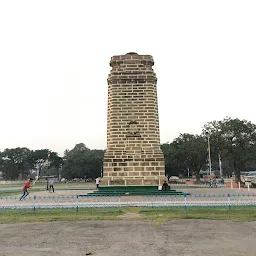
<box><xmin>0</xmin><ymin>182</ymin><xmax>95</xmax><ymax>197</ymax></box>
<box><xmin>0</xmin><ymin>189</ymin><xmax>44</xmax><ymax>198</ymax></box>
<box><xmin>0</xmin><ymin>181</ymin><xmax>94</xmax><ymax>189</ymax></box>
<box><xmin>0</xmin><ymin>206</ymin><xmax>256</xmax><ymax>224</ymax></box>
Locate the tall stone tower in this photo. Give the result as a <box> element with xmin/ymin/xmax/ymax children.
<box><xmin>102</xmin><ymin>52</ymin><xmax>165</xmax><ymax>186</ymax></box>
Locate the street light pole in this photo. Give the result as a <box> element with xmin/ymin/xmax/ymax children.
<box><xmin>206</xmin><ymin>132</ymin><xmax>212</xmax><ymax>177</ymax></box>
<box><xmin>218</xmin><ymin>153</ymin><xmax>223</xmax><ymax>178</ymax></box>
<box><xmin>59</xmin><ymin>164</ymin><xmax>62</xmax><ymax>181</ymax></box>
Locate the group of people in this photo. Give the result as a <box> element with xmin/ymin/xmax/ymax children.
<box><xmin>19</xmin><ymin>176</ymin><xmax>166</xmax><ymax>201</ymax></box>
<box><xmin>19</xmin><ymin>177</ymin><xmax>100</xmax><ymax>201</ymax></box>
<box><xmin>19</xmin><ymin>177</ymin><xmax>55</xmax><ymax>201</ymax></box>
<box><xmin>19</xmin><ymin>177</ymin><xmax>170</xmax><ymax>201</ymax></box>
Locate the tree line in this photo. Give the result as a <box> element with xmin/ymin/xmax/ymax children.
<box><xmin>0</xmin><ymin>148</ymin><xmax>63</xmax><ymax>180</ymax></box>
<box><xmin>0</xmin><ymin>143</ymin><xmax>104</xmax><ymax>181</ymax></box>
<box><xmin>162</xmin><ymin>117</ymin><xmax>256</xmax><ymax>181</ymax></box>
<box><xmin>1</xmin><ymin>117</ymin><xmax>255</xmax><ymax>181</ymax></box>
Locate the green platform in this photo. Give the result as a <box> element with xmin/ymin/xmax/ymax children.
<box><xmin>85</xmin><ymin>186</ymin><xmax>188</xmax><ymax>196</ymax></box>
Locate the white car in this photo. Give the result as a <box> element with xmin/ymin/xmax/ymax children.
<box><xmin>169</xmin><ymin>176</ymin><xmax>179</xmax><ymax>180</ymax></box>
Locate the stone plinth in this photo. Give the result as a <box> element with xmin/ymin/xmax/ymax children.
<box><xmin>102</xmin><ymin>52</ymin><xmax>165</xmax><ymax>186</ymax></box>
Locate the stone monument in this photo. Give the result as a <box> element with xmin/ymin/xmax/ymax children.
<box><xmin>101</xmin><ymin>52</ymin><xmax>165</xmax><ymax>186</ymax></box>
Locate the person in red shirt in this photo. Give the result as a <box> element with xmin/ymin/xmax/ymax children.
<box><xmin>19</xmin><ymin>178</ymin><xmax>33</xmax><ymax>201</ymax></box>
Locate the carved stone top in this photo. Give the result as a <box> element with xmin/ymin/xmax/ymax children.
<box><xmin>109</xmin><ymin>53</ymin><xmax>154</xmax><ymax>67</ymax></box>
<box><xmin>126</xmin><ymin>52</ymin><xmax>138</xmax><ymax>55</ymax></box>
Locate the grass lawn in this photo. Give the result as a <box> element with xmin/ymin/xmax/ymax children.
<box><xmin>0</xmin><ymin>189</ymin><xmax>43</xmax><ymax>198</ymax></box>
<box><xmin>0</xmin><ymin>206</ymin><xmax>256</xmax><ymax>224</ymax></box>
<box><xmin>140</xmin><ymin>206</ymin><xmax>256</xmax><ymax>224</ymax></box>
<box><xmin>0</xmin><ymin>182</ymin><xmax>95</xmax><ymax>197</ymax></box>
<box><xmin>1</xmin><ymin>182</ymin><xmax>94</xmax><ymax>188</ymax></box>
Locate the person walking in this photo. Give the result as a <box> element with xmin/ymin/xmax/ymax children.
<box><xmin>19</xmin><ymin>178</ymin><xmax>33</xmax><ymax>201</ymax></box>
<box><xmin>95</xmin><ymin>177</ymin><xmax>100</xmax><ymax>189</ymax></box>
<box><xmin>46</xmin><ymin>178</ymin><xmax>49</xmax><ymax>190</ymax></box>
<box><xmin>49</xmin><ymin>179</ymin><xmax>55</xmax><ymax>193</ymax></box>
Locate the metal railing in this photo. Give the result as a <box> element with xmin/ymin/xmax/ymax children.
<box><xmin>1</xmin><ymin>193</ymin><xmax>256</xmax><ymax>210</ymax></box>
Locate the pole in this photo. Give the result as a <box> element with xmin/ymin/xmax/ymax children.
<box><xmin>207</xmin><ymin>134</ymin><xmax>212</xmax><ymax>177</ymax></box>
<box><xmin>218</xmin><ymin>153</ymin><xmax>223</xmax><ymax>178</ymax></box>
<box><xmin>59</xmin><ymin>164</ymin><xmax>62</xmax><ymax>181</ymax></box>
<box><xmin>32</xmin><ymin>177</ymin><xmax>38</xmax><ymax>186</ymax></box>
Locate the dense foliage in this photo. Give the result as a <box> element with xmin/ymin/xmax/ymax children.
<box><xmin>1</xmin><ymin>117</ymin><xmax>255</xmax><ymax>181</ymax></box>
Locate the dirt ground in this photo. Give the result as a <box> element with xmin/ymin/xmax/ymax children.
<box><xmin>0</xmin><ymin>220</ymin><xmax>256</xmax><ymax>256</ymax></box>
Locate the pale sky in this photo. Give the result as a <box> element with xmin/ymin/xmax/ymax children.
<box><xmin>0</xmin><ymin>0</ymin><xmax>255</xmax><ymax>156</ymax></box>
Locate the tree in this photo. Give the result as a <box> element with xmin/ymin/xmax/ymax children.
<box><xmin>62</xmin><ymin>143</ymin><xmax>104</xmax><ymax>179</ymax></box>
<box><xmin>28</xmin><ymin>149</ymin><xmax>50</xmax><ymax>177</ymax></box>
<box><xmin>161</xmin><ymin>143</ymin><xmax>184</xmax><ymax>178</ymax></box>
<box><xmin>1</xmin><ymin>147</ymin><xmax>32</xmax><ymax>180</ymax></box>
<box><xmin>162</xmin><ymin>134</ymin><xmax>208</xmax><ymax>181</ymax></box>
<box><xmin>29</xmin><ymin>149</ymin><xmax>63</xmax><ymax>178</ymax></box>
<box><xmin>203</xmin><ymin>117</ymin><xmax>256</xmax><ymax>181</ymax></box>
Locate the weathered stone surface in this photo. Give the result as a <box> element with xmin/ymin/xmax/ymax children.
<box><xmin>109</xmin><ymin>180</ymin><xmax>126</xmax><ymax>186</ymax></box>
<box><xmin>103</xmin><ymin>52</ymin><xmax>165</xmax><ymax>186</ymax></box>
<box><xmin>143</xmin><ymin>179</ymin><xmax>159</xmax><ymax>185</ymax></box>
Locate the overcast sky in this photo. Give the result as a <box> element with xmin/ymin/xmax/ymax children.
<box><xmin>0</xmin><ymin>0</ymin><xmax>255</xmax><ymax>156</ymax></box>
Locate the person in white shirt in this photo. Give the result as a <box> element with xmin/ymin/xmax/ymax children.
<box><xmin>49</xmin><ymin>179</ymin><xmax>55</xmax><ymax>193</ymax></box>
<box><xmin>95</xmin><ymin>178</ymin><xmax>100</xmax><ymax>189</ymax></box>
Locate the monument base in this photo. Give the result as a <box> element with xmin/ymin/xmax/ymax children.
<box><xmin>100</xmin><ymin>176</ymin><xmax>166</xmax><ymax>186</ymax></box>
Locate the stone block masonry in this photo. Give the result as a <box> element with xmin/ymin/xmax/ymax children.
<box><xmin>102</xmin><ymin>52</ymin><xmax>166</xmax><ymax>186</ymax></box>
